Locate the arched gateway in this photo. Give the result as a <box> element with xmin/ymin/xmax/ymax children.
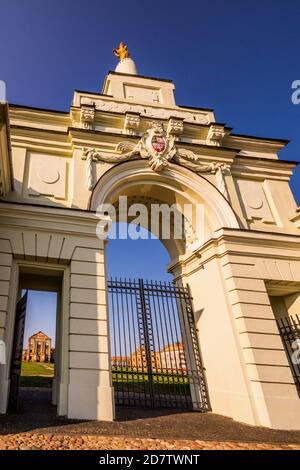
<box><xmin>0</xmin><ymin>46</ymin><xmax>300</xmax><ymax>429</ymax></box>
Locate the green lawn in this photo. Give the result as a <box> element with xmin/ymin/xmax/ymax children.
<box><xmin>20</xmin><ymin>361</ymin><xmax>54</xmax><ymax>388</ymax></box>
<box><xmin>19</xmin><ymin>363</ymin><xmax>190</xmax><ymax>393</ymax></box>
<box><xmin>112</xmin><ymin>367</ymin><xmax>190</xmax><ymax>395</ymax></box>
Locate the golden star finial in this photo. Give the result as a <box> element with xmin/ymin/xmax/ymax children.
<box><xmin>112</xmin><ymin>42</ymin><xmax>129</xmax><ymax>61</ymax></box>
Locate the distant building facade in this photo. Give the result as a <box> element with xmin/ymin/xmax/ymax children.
<box><xmin>111</xmin><ymin>342</ymin><xmax>186</xmax><ymax>372</ymax></box>
<box><xmin>22</xmin><ymin>331</ymin><xmax>53</xmax><ymax>363</ymax></box>
<box><xmin>160</xmin><ymin>342</ymin><xmax>186</xmax><ymax>371</ymax></box>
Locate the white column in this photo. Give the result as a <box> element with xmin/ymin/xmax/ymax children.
<box><xmin>67</xmin><ymin>245</ymin><xmax>114</xmax><ymax>421</ymax></box>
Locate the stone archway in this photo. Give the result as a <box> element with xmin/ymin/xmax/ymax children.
<box><xmin>90</xmin><ymin>160</ymin><xmax>242</xmax><ymax>414</ymax></box>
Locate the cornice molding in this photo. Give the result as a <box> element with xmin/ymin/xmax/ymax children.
<box><xmin>232</xmin><ymin>157</ymin><xmax>296</xmax><ymax>180</ymax></box>
<box><xmin>169</xmin><ymin>227</ymin><xmax>300</xmax><ymax>277</ymax></box>
<box><xmin>0</xmin><ymin>102</ymin><xmax>13</xmax><ymax>195</ymax></box>
<box><xmin>0</xmin><ymin>201</ymin><xmax>101</xmax><ymax>236</ymax></box>
<box><xmin>8</xmin><ymin>104</ymin><xmax>292</xmax><ymax>161</ymax></box>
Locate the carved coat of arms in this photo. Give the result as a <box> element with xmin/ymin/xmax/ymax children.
<box><xmin>133</xmin><ymin>121</ymin><xmax>177</xmax><ymax>172</ymax></box>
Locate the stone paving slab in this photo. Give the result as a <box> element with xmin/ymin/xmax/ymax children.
<box><xmin>0</xmin><ymin>433</ymin><xmax>299</xmax><ymax>450</ymax></box>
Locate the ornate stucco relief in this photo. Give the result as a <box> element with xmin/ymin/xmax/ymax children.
<box><xmin>80</xmin><ymin>96</ymin><xmax>210</xmax><ymax>124</ymax></box>
<box><xmin>167</xmin><ymin>117</ymin><xmax>184</xmax><ymax>136</ymax></box>
<box><xmin>82</xmin><ymin>121</ymin><xmax>230</xmax><ymax>198</ymax></box>
<box><xmin>80</xmin><ymin>105</ymin><xmax>95</xmax><ymax>130</ymax></box>
<box><xmin>123</xmin><ymin>112</ymin><xmax>140</xmax><ymax>135</ymax></box>
<box><xmin>206</xmin><ymin>124</ymin><xmax>226</xmax><ymax>146</ymax></box>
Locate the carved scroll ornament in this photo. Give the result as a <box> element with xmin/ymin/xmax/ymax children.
<box><xmin>82</xmin><ymin>121</ymin><xmax>231</xmax><ymax>199</ymax></box>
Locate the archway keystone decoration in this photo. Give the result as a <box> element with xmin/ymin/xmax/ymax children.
<box><xmin>82</xmin><ymin>121</ymin><xmax>230</xmax><ymax>199</ymax></box>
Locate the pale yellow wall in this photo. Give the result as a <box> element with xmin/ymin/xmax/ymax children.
<box><xmin>178</xmin><ymin>229</ymin><xmax>300</xmax><ymax>430</ymax></box>
<box><xmin>181</xmin><ymin>258</ymin><xmax>257</xmax><ymax>425</ymax></box>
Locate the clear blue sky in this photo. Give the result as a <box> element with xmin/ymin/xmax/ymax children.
<box><xmin>23</xmin><ymin>291</ymin><xmax>57</xmax><ymax>347</ymax></box>
<box><xmin>3</xmin><ymin>1</ymin><xmax>300</xmax><ymax>342</ymax></box>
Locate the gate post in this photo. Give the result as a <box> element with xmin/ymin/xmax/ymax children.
<box><xmin>67</xmin><ymin>244</ymin><xmax>114</xmax><ymax>421</ymax></box>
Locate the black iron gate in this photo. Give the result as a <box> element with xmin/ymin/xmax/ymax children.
<box><xmin>108</xmin><ymin>278</ymin><xmax>210</xmax><ymax>411</ymax></box>
<box><xmin>9</xmin><ymin>291</ymin><xmax>28</xmax><ymax>411</ymax></box>
<box><xmin>277</xmin><ymin>314</ymin><xmax>300</xmax><ymax>395</ymax></box>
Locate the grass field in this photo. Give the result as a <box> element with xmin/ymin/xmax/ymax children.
<box><xmin>20</xmin><ymin>362</ymin><xmax>54</xmax><ymax>388</ymax></box>
<box><xmin>112</xmin><ymin>367</ymin><xmax>190</xmax><ymax>395</ymax></box>
<box><xmin>19</xmin><ymin>363</ymin><xmax>190</xmax><ymax>393</ymax></box>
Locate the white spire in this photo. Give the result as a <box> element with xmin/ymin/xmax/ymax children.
<box><xmin>115</xmin><ymin>57</ymin><xmax>138</xmax><ymax>75</ymax></box>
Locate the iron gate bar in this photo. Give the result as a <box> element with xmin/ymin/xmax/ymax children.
<box><xmin>108</xmin><ymin>277</ymin><xmax>210</xmax><ymax>411</ymax></box>
<box><xmin>134</xmin><ymin>280</ymin><xmax>149</xmax><ymax>406</ymax></box>
<box><xmin>138</xmin><ymin>278</ymin><xmax>155</xmax><ymax>407</ymax></box>
<box><xmin>9</xmin><ymin>290</ymin><xmax>28</xmax><ymax>411</ymax></box>
<box><xmin>151</xmin><ymin>283</ymin><xmax>173</xmax><ymax>406</ymax></box>
<box><xmin>277</xmin><ymin>314</ymin><xmax>300</xmax><ymax>396</ymax></box>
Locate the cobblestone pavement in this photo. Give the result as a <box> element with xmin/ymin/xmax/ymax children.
<box><xmin>1</xmin><ymin>389</ymin><xmax>300</xmax><ymax>450</ymax></box>
<box><xmin>0</xmin><ymin>433</ymin><xmax>299</xmax><ymax>450</ymax></box>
